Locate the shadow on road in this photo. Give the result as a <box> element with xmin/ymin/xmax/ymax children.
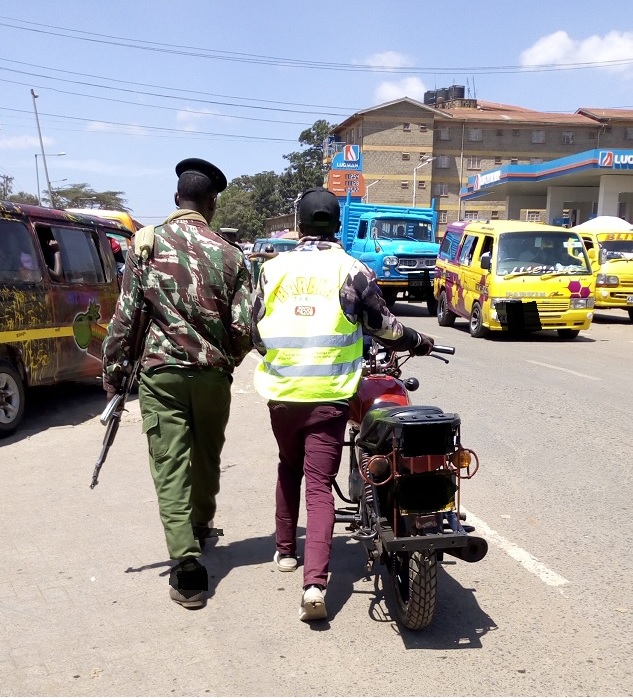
<box><xmin>3</xmin><ymin>380</ymin><xmax>138</xmax><ymax>446</ymax></box>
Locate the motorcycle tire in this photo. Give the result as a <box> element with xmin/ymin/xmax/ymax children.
<box><xmin>390</xmin><ymin>550</ymin><xmax>437</xmax><ymax>630</ymax></box>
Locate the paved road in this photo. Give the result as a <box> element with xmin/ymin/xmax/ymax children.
<box><xmin>0</xmin><ymin>308</ymin><xmax>632</xmax><ymax>696</ymax></box>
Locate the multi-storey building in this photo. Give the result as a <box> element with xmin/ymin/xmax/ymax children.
<box><xmin>324</xmin><ymin>90</ymin><xmax>633</xmax><ymax>236</ymax></box>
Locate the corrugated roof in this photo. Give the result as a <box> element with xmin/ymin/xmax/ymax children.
<box><xmin>576</xmin><ymin>108</ymin><xmax>633</xmax><ymax>121</ymax></box>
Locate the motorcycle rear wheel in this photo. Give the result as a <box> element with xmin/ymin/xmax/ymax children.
<box><xmin>390</xmin><ymin>550</ymin><xmax>437</xmax><ymax>630</ymax></box>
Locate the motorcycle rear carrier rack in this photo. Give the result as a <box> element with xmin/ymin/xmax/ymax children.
<box><xmin>377</xmin><ymin>519</ymin><xmax>468</xmax><ymax>553</ymax></box>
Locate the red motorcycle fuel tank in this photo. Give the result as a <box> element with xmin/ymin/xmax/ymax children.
<box><xmin>349</xmin><ymin>374</ymin><xmax>411</xmax><ymax>426</ymax></box>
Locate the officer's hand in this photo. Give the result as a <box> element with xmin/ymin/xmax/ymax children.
<box><xmin>411</xmin><ymin>332</ymin><xmax>435</xmax><ymax>356</ymax></box>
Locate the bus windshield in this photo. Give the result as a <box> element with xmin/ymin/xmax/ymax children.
<box><xmin>496</xmin><ymin>231</ymin><xmax>590</xmax><ymax>276</ymax></box>
<box><xmin>597</xmin><ymin>235</ymin><xmax>633</xmax><ymax>260</ymax></box>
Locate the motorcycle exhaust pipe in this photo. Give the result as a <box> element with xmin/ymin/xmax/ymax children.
<box><xmin>443</xmin><ymin>536</ymin><xmax>488</xmax><ymax>563</ymax></box>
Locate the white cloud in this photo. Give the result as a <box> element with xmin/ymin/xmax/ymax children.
<box><xmin>0</xmin><ymin>135</ymin><xmax>52</xmax><ymax>150</ymax></box>
<box><xmin>176</xmin><ymin>108</ymin><xmax>233</xmax><ymax>132</ymax></box>
<box><xmin>86</xmin><ymin>122</ymin><xmax>150</xmax><ymax>136</ymax></box>
<box><xmin>362</xmin><ymin>51</ymin><xmax>413</xmax><ymax>71</ymax></box>
<box><xmin>521</xmin><ymin>30</ymin><xmax>633</xmax><ymax>74</ymax></box>
<box><xmin>374</xmin><ymin>77</ymin><xmax>428</xmax><ymax>103</ymax></box>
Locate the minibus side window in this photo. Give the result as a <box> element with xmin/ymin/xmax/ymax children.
<box><xmin>458</xmin><ymin>235</ymin><xmax>477</xmax><ymax>266</ymax></box>
<box><xmin>438</xmin><ymin>230</ymin><xmax>462</xmax><ymax>261</ymax></box>
<box><xmin>0</xmin><ymin>219</ymin><xmax>42</xmax><ymax>283</ymax></box>
<box><xmin>51</xmin><ymin>225</ymin><xmax>106</xmax><ymax>284</ymax></box>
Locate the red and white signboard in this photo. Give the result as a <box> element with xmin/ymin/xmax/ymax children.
<box><xmin>328</xmin><ymin>170</ymin><xmax>366</xmax><ymax>198</ymax></box>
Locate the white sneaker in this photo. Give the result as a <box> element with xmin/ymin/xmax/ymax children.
<box><xmin>300</xmin><ymin>585</ymin><xmax>327</xmax><ymax>621</ymax></box>
<box><xmin>273</xmin><ymin>551</ymin><xmax>298</xmax><ymax>572</ymax></box>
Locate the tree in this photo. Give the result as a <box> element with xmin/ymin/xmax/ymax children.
<box><xmin>279</xmin><ymin>119</ymin><xmax>335</xmax><ymax>212</ymax></box>
<box><xmin>7</xmin><ymin>191</ymin><xmax>39</xmax><ymax>205</ymax></box>
<box><xmin>46</xmin><ymin>183</ymin><xmax>131</xmax><ymax>211</ymax></box>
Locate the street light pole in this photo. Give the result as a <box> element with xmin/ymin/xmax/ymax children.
<box><xmin>31</xmin><ymin>89</ymin><xmax>55</xmax><ymax>208</ymax></box>
<box><xmin>293</xmin><ymin>193</ymin><xmax>301</xmax><ymax>232</ymax></box>
<box><xmin>412</xmin><ymin>155</ymin><xmax>436</xmax><ymax>208</ymax></box>
<box><xmin>363</xmin><ymin>179</ymin><xmax>381</xmax><ymax>203</ymax></box>
<box><xmin>34</xmin><ymin>151</ymin><xmax>66</xmax><ymax>206</ymax></box>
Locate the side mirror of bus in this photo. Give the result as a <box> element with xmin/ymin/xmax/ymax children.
<box><xmin>599</xmin><ymin>247</ymin><xmax>607</xmax><ymax>265</ymax></box>
<box><xmin>480</xmin><ymin>252</ymin><xmax>491</xmax><ymax>271</ymax></box>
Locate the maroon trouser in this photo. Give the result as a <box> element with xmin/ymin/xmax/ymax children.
<box><xmin>268</xmin><ymin>401</ymin><xmax>349</xmax><ymax>589</ymax></box>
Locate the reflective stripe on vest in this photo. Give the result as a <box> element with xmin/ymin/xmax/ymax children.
<box><xmin>254</xmin><ymin>247</ymin><xmax>363</xmax><ymax>402</ymax></box>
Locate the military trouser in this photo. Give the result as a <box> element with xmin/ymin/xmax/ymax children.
<box><xmin>138</xmin><ymin>366</ymin><xmax>231</xmax><ymax>561</ymax></box>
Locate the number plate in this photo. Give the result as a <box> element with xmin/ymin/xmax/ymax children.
<box><xmin>408</xmin><ymin>276</ymin><xmax>428</xmax><ymax>288</ymax></box>
<box><xmin>627</xmin><ymin>295</ymin><xmax>633</xmax><ymax>304</ymax></box>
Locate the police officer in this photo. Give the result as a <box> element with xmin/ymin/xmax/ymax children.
<box><xmin>102</xmin><ymin>158</ymin><xmax>253</xmax><ymax>608</ymax></box>
<box><xmin>251</xmin><ymin>187</ymin><xmax>434</xmax><ymax>622</ymax></box>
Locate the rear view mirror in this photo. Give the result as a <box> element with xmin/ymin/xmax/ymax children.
<box><xmin>599</xmin><ymin>247</ymin><xmax>607</xmax><ymax>265</ymax></box>
<box><xmin>480</xmin><ymin>252</ymin><xmax>491</xmax><ymax>270</ymax></box>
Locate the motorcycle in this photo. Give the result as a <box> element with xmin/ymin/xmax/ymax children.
<box><xmin>334</xmin><ymin>339</ymin><xmax>488</xmax><ymax>630</ymax></box>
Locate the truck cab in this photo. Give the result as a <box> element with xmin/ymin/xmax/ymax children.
<box><xmin>338</xmin><ymin>194</ymin><xmax>439</xmax><ymax>314</ymax></box>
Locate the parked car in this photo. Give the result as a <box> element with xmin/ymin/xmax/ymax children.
<box><xmin>249</xmin><ymin>237</ymin><xmax>297</xmax><ymax>284</ymax></box>
<box><xmin>0</xmin><ymin>201</ymin><xmax>132</xmax><ymax>435</ymax></box>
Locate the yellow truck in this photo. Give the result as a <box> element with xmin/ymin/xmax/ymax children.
<box><xmin>434</xmin><ymin>219</ymin><xmax>596</xmax><ymax>339</ymax></box>
<box><xmin>572</xmin><ymin>216</ymin><xmax>633</xmax><ymax>322</ymax></box>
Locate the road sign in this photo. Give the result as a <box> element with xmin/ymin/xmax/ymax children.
<box><xmin>328</xmin><ymin>170</ymin><xmax>366</xmax><ymax>198</ymax></box>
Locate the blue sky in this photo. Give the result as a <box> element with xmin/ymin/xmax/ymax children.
<box><xmin>1</xmin><ymin>1</ymin><xmax>632</xmax><ymax>223</ymax></box>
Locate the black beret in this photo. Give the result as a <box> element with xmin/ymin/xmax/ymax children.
<box><xmin>175</xmin><ymin>158</ymin><xmax>227</xmax><ymax>193</ymax></box>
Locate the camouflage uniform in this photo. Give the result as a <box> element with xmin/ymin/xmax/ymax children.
<box><xmin>103</xmin><ymin>209</ymin><xmax>253</xmax><ymax>561</ymax></box>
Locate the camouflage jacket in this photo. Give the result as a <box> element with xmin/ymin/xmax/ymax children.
<box><xmin>103</xmin><ymin>209</ymin><xmax>253</xmax><ymax>392</ymax></box>
<box><xmin>251</xmin><ymin>237</ymin><xmax>407</xmax><ymax>353</ymax></box>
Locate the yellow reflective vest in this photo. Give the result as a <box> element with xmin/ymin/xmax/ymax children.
<box><xmin>254</xmin><ymin>247</ymin><xmax>363</xmax><ymax>402</ymax></box>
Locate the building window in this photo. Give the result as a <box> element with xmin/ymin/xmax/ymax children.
<box><xmin>512</xmin><ymin>129</ymin><xmax>520</xmax><ymax>137</ymax></box>
<box><xmin>419</xmin><ymin>152</ymin><xmax>427</xmax><ymax>160</ymax></box>
<box><xmin>439</xmin><ymin>210</ymin><xmax>448</xmax><ymax>224</ymax></box>
<box><xmin>437</xmin><ymin>155</ymin><xmax>450</xmax><ymax>168</ymax></box>
<box><xmin>531</xmin><ymin>157</ymin><xmax>543</xmax><ymax>165</ymax></box>
<box><xmin>496</xmin><ymin>129</ymin><xmax>503</xmax><ymax>136</ymax></box>
<box><xmin>526</xmin><ymin>210</ymin><xmax>542</xmax><ymax>222</ymax></box>
<box><xmin>562</xmin><ymin>131</ymin><xmax>575</xmax><ymax>145</ymax></box>
<box><xmin>626</xmin><ymin>127</ymin><xmax>633</xmax><ymax>140</ymax></box>
<box><xmin>531</xmin><ymin>130</ymin><xmax>545</xmax><ymax>144</ymax></box>
<box><xmin>438</xmin><ymin>127</ymin><xmax>451</xmax><ymax>141</ymax></box>
<box><xmin>402</xmin><ymin>152</ymin><xmax>411</xmax><ymax>161</ymax></box>
<box><xmin>419</xmin><ymin>124</ymin><xmax>428</xmax><ymax>132</ymax></box>
<box><xmin>494</xmin><ymin>156</ymin><xmax>503</xmax><ymax>165</ymax></box>
<box><xmin>400</xmin><ymin>181</ymin><xmax>409</xmax><ymax>189</ymax></box>
<box><xmin>468</xmin><ymin>128</ymin><xmax>483</xmax><ymax>142</ymax></box>
<box><xmin>464</xmin><ymin>210</ymin><xmax>479</xmax><ymax>220</ymax></box>
<box><xmin>490</xmin><ymin>210</ymin><xmax>499</xmax><ymax>219</ymax></box>
<box><xmin>510</xmin><ymin>157</ymin><xmax>519</xmax><ymax>165</ymax></box>
<box><xmin>467</xmin><ymin>156</ymin><xmax>481</xmax><ymax>170</ymax></box>
<box><xmin>403</xmin><ymin>122</ymin><xmax>411</xmax><ymax>132</ymax></box>
<box><xmin>417</xmin><ymin>180</ymin><xmax>426</xmax><ymax>189</ymax></box>
<box><xmin>433</xmin><ymin>183</ymin><xmax>448</xmax><ymax>197</ymax></box>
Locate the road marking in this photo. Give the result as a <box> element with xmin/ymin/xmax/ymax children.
<box><xmin>526</xmin><ymin>360</ymin><xmax>600</xmax><ymax>381</ymax></box>
<box><xmin>462</xmin><ymin>508</ymin><xmax>569</xmax><ymax>587</ymax></box>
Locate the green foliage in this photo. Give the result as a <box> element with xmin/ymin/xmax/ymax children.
<box><xmin>6</xmin><ymin>191</ymin><xmax>39</xmax><ymax>205</ymax></box>
<box><xmin>215</xmin><ymin>120</ymin><xmax>335</xmax><ymax>240</ymax></box>
<box><xmin>46</xmin><ymin>183</ymin><xmax>131</xmax><ymax>212</ymax></box>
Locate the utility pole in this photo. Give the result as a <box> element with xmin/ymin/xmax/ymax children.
<box><xmin>0</xmin><ymin>174</ymin><xmax>14</xmax><ymax>199</ymax></box>
<box><xmin>31</xmin><ymin>89</ymin><xmax>55</xmax><ymax>208</ymax></box>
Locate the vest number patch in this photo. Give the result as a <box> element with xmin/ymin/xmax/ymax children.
<box><xmin>294</xmin><ymin>305</ymin><xmax>315</xmax><ymax>316</ymax></box>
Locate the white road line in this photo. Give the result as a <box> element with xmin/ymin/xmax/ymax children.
<box><xmin>463</xmin><ymin>508</ymin><xmax>569</xmax><ymax>587</ymax></box>
<box><xmin>526</xmin><ymin>359</ymin><xmax>600</xmax><ymax>381</ymax></box>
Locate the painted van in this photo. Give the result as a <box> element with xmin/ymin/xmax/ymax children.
<box><xmin>0</xmin><ymin>202</ymin><xmax>132</xmax><ymax>435</ymax></box>
<box><xmin>572</xmin><ymin>216</ymin><xmax>633</xmax><ymax>322</ymax></box>
<box><xmin>433</xmin><ymin>220</ymin><xmax>596</xmax><ymax>339</ymax></box>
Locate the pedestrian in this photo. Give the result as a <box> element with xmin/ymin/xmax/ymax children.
<box><xmin>251</xmin><ymin>187</ymin><xmax>435</xmax><ymax>622</ymax></box>
<box><xmin>102</xmin><ymin>158</ymin><xmax>253</xmax><ymax>608</ymax></box>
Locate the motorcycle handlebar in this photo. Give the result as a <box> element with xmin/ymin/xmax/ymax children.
<box><xmin>431</xmin><ymin>344</ymin><xmax>456</xmax><ymax>355</ymax></box>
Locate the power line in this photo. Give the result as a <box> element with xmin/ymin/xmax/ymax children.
<box><xmin>1</xmin><ymin>17</ymin><xmax>633</xmax><ymax>74</ymax></box>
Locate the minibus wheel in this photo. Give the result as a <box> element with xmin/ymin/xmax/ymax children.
<box><xmin>0</xmin><ymin>361</ymin><xmax>25</xmax><ymax>437</ymax></box>
<box><xmin>557</xmin><ymin>329</ymin><xmax>580</xmax><ymax>340</ymax></box>
<box><xmin>469</xmin><ymin>302</ymin><xmax>488</xmax><ymax>338</ymax></box>
<box><xmin>437</xmin><ymin>291</ymin><xmax>456</xmax><ymax>327</ymax></box>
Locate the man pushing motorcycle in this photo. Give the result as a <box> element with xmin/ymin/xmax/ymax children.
<box><xmin>251</xmin><ymin>187</ymin><xmax>435</xmax><ymax>622</ymax></box>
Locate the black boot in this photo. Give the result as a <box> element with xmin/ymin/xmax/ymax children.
<box><xmin>169</xmin><ymin>557</ymin><xmax>208</xmax><ymax>608</ymax></box>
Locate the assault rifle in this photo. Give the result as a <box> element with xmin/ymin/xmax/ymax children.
<box><xmin>90</xmin><ymin>303</ymin><xmax>151</xmax><ymax>489</ymax></box>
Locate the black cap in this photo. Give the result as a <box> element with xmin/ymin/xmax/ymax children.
<box><xmin>175</xmin><ymin>158</ymin><xmax>227</xmax><ymax>193</ymax></box>
<box><xmin>298</xmin><ymin>187</ymin><xmax>340</xmax><ymax>228</ymax></box>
